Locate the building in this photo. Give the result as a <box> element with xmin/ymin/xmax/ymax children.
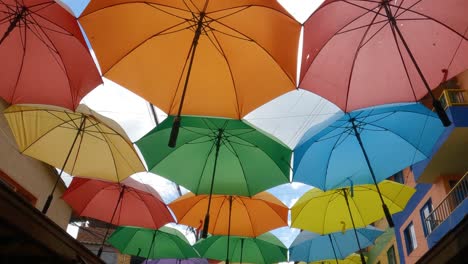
<box><xmin>0</xmin><ymin>99</ymin><xmax>103</xmax><ymax>263</ymax></box>
<box><xmin>392</xmin><ymin>71</ymin><xmax>468</xmax><ymax>264</ymax></box>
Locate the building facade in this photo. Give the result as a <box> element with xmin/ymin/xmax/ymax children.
<box><xmin>392</xmin><ymin>71</ymin><xmax>468</xmax><ymax>264</ymax></box>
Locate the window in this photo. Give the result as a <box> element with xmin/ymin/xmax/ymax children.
<box><xmin>387</xmin><ymin>245</ymin><xmax>396</xmax><ymax>264</ymax></box>
<box><xmin>392</xmin><ymin>171</ymin><xmax>405</xmax><ymax>184</ymax></box>
<box><xmin>420</xmin><ymin>199</ymin><xmax>434</xmax><ymax>236</ymax></box>
<box><xmin>403</xmin><ymin>222</ymin><xmax>418</xmax><ymax>254</ymax></box>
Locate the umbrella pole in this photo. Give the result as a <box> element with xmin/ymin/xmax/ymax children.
<box><xmin>342</xmin><ymin>189</ymin><xmax>367</xmax><ymax>264</ymax></box>
<box><xmin>42</xmin><ymin>116</ymin><xmax>86</xmax><ymax>214</ymax></box>
<box><xmin>382</xmin><ymin>0</ymin><xmax>451</xmax><ymax>127</ymax></box>
<box><xmin>239</xmin><ymin>238</ymin><xmax>244</xmax><ymax>264</ymax></box>
<box><xmin>225</xmin><ymin>196</ymin><xmax>233</xmax><ymax>264</ymax></box>
<box><xmin>144</xmin><ymin>230</ymin><xmax>158</xmax><ymax>263</ymax></box>
<box><xmin>201</xmin><ymin>129</ymin><xmax>224</xmax><ymax>238</ymax></box>
<box><xmin>0</xmin><ymin>6</ymin><xmax>27</xmax><ymax>45</ymax></box>
<box><xmin>350</xmin><ymin>120</ymin><xmax>394</xmax><ymax>227</ymax></box>
<box><xmin>327</xmin><ymin>235</ymin><xmax>339</xmax><ymax>264</ymax></box>
<box><xmin>168</xmin><ymin>11</ymin><xmax>207</xmax><ymax>148</ymax></box>
<box><xmin>97</xmin><ymin>185</ymin><xmax>126</xmax><ymax>257</ymax></box>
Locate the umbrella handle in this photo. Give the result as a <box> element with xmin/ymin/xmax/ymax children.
<box><xmin>432</xmin><ymin>99</ymin><xmax>451</xmax><ymax>127</ymax></box>
<box><xmin>41</xmin><ymin>195</ymin><xmax>53</xmax><ymax>214</ymax></box>
<box><xmin>168</xmin><ymin>117</ymin><xmax>181</xmax><ymax>148</ymax></box>
<box><xmin>383</xmin><ymin>203</ymin><xmax>394</xmax><ymax>227</ymax></box>
<box><xmin>201</xmin><ymin>214</ymin><xmax>210</xmax><ymax>239</ymax></box>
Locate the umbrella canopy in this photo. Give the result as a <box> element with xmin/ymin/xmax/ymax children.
<box><xmin>194</xmin><ymin>233</ymin><xmax>287</xmax><ymax>264</ymax></box>
<box><xmin>0</xmin><ymin>0</ymin><xmax>102</xmax><ymax>110</ymax></box>
<box><xmin>62</xmin><ymin>177</ymin><xmax>174</xmax><ymax>229</ymax></box>
<box><xmin>79</xmin><ymin>0</ymin><xmax>300</xmax><ymax>119</ymax></box>
<box><xmin>142</xmin><ymin>259</ymin><xmax>209</xmax><ymax>264</ymax></box>
<box><xmin>136</xmin><ymin>116</ymin><xmax>291</xmax><ymax>196</ymax></box>
<box><xmin>108</xmin><ymin>226</ymin><xmax>200</xmax><ymax>259</ymax></box>
<box><xmin>300</xmin><ymin>0</ymin><xmax>468</xmax><ymax>126</ymax></box>
<box><xmin>4</xmin><ymin>104</ymin><xmax>145</xmax><ymax>181</ymax></box>
<box><xmin>169</xmin><ymin>192</ymin><xmax>288</xmax><ymax>237</ymax></box>
<box><xmin>293</xmin><ymin>103</ymin><xmax>445</xmax><ymax>190</ymax></box>
<box><xmin>4</xmin><ymin>104</ymin><xmax>145</xmax><ymax>213</ymax></box>
<box><xmin>289</xmin><ymin>227</ymin><xmax>383</xmax><ymax>263</ymax></box>
<box><xmin>291</xmin><ymin>181</ymin><xmax>415</xmax><ymax>235</ymax></box>
<box><xmin>301</xmin><ymin>254</ymin><xmax>367</xmax><ymax>264</ymax></box>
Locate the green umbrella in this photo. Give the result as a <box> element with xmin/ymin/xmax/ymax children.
<box><xmin>107</xmin><ymin>226</ymin><xmax>199</xmax><ymax>259</ymax></box>
<box><xmin>194</xmin><ymin>233</ymin><xmax>287</xmax><ymax>264</ymax></box>
<box><xmin>136</xmin><ymin>116</ymin><xmax>291</xmax><ymax>237</ymax></box>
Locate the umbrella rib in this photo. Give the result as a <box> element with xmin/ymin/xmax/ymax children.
<box><xmin>363</xmin><ymin>121</ymin><xmax>428</xmax><ymax>154</ymax></box>
<box><xmin>120</xmin><ymin>228</ymin><xmax>143</xmax><ymax>256</ymax></box>
<box><xmin>193</xmin><ymin>139</ymin><xmax>217</xmax><ymax>193</ymax></box>
<box><xmin>320</xmin><ymin>191</ymin><xmax>338</xmax><ymax>234</ymax></box>
<box><xmin>213</xmin><ymin>18</ymin><xmax>297</xmax><ymax>88</ymax></box>
<box><xmin>222</xmin><ymin>138</ymin><xmax>253</xmax><ymax>195</ymax></box>
<box><xmin>316</xmin><ymin>129</ymin><xmax>347</xmax><ymax>190</ymax></box>
<box><xmin>335</xmin><ymin>19</ymin><xmax>387</xmax><ymax>36</ymax></box>
<box><xmin>203</xmin><ymin>28</ymin><xmax>242</xmax><ymax>117</ymax></box>
<box><xmin>300</xmin><ymin>1</ymin><xmax>380</xmax><ymax>80</ymax></box>
<box><xmin>18</xmin><ymin>113</ymin><xmax>78</xmax><ymax>154</ymax></box>
<box><xmin>343</xmin><ymin>3</ymin><xmax>384</xmax><ymax>112</ymax></box>
<box><xmin>67</xmin><ymin>121</ymin><xmax>86</xmax><ymax>175</ymax></box>
<box><xmin>8</xmin><ymin>15</ymin><xmax>27</xmax><ymax>103</ymax></box>
<box><xmin>211</xmin><ymin>196</ymin><xmax>228</xmax><ymax>235</ymax></box>
<box><xmin>132</xmin><ymin>190</ymin><xmax>166</xmax><ymax>228</ymax></box>
<box><xmin>27</xmin><ymin>7</ymin><xmax>77</xmax><ymax>37</ymax></box>
<box><xmin>237</xmin><ymin>197</ymin><xmax>258</xmax><ymax>235</ymax></box>
<box><xmin>351</xmin><ymin>189</ymin><xmax>375</xmax><ymax>226</ymax></box>
<box><xmin>65</xmin><ymin>182</ymin><xmax>110</xmax><ymax>215</ymax></box>
<box><xmin>25</xmin><ymin>14</ymin><xmax>78</xmax><ymax>106</ymax></box>
<box><xmin>390</xmin><ymin>2</ymin><xmax>468</xmax><ymax>39</ymax></box>
<box><xmin>81</xmin><ymin>2</ymin><xmax>191</xmax><ymax>18</ymax></box>
<box><xmin>331</xmin><ymin>234</ymin><xmax>345</xmax><ymax>259</ymax></box>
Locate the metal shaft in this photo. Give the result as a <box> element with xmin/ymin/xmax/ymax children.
<box><xmin>343</xmin><ymin>189</ymin><xmax>367</xmax><ymax>264</ymax></box>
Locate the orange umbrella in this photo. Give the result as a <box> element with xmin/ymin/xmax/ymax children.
<box><xmin>79</xmin><ymin>0</ymin><xmax>300</xmax><ymax>145</ymax></box>
<box><xmin>169</xmin><ymin>192</ymin><xmax>288</xmax><ymax>237</ymax></box>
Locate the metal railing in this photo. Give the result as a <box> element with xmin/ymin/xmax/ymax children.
<box><xmin>424</xmin><ymin>172</ymin><xmax>468</xmax><ymax>235</ymax></box>
<box><xmin>439</xmin><ymin>89</ymin><xmax>468</xmax><ymax>109</ymax></box>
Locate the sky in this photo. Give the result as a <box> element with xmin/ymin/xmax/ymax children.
<box><xmin>60</xmin><ymin>0</ymin><xmax>334</xmax><ymax>253</ymax></box>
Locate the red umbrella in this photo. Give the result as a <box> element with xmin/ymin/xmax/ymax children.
<box><xmin>300</xmin><ymin>0</ymin><xmax>468</xmax><ymax>126</ymax></box>
<box><xmin>0</xmin><ymin>0</ymin><xmax>102</xmax><ymax>110</ymax></box>
<box><xmin>62</xmin><ymin>177</ymin><xmax>174</xmax><ymax>229</ymax></box>
<box><xmin>62</xmin><ymin>176</ymin><xmax>174</xmax><ymax>256</ymax></box>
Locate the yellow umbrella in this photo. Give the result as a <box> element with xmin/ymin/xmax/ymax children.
<box><xmin>4</xmin><ymin>104</ymin><xmax>145</xmax><ymax>213</ymax></box>
<box><xmin>79</xmin><ymin>0</ymin><xmax>301</xmax><ymax>146</ymax></box>
<box><xmin>169</xmin><ymin>192</ymin><xmax>288</xmax><ymax>237</ymax></box>
<box><xmin>300</xmin><ymin>253</ymin><xmax>367</xmax><ymax>264</ymax></box>
<box><xmin>291</xmin><ymin>180</ymin><xmax>415</xmax><ymax>235</ymax></box>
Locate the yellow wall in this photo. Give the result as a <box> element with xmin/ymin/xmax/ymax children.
<box><xmin>0</xmin><ymin>100</ymin><xmax>71</xmax><ymax>229</ymax></box>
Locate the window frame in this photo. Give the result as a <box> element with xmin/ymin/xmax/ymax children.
<box><xmin>420</xmin><ymin>199</ymin><xmax>434</xmax><ymax>236</ymax></box>
<box><xmin>403</xmin><ymin>222</ymin><xmax>418</xmax><ymax>255</ymax></box>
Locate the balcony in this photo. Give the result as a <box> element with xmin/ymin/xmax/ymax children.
<box><xmin>423</xmin><ymin>173</ymin><xmax>467</xmax><ymax>248</ymax></box>
<box><xmin>439</xmin><ymin>89</ymin><xmax>468</xmax><ymax>109</ymax></box>
<box><xmin>414</xmin><ymin>89</ymin><xmax>468</xmax><ymax>183</ymax></box>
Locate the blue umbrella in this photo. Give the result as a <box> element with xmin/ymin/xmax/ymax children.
<box><xmin>293</xmin><ymin>103</ymin><xmax>445</xmax><ymax>226</ymax></box>
<box><xmin>289</xmin><ymin>226</ymin><xmax>383</xmax><ymax>263</ymax></box>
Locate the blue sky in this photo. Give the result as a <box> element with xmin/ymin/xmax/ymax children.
<box><xmin>60</xmin><ymin>0</ymin><xmax>333</xmax><ymax>251</ymax></box>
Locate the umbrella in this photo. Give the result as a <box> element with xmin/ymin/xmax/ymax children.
<box><xmin>289</xmin><ymin>227</ymin><xmax>383</xmax><ymax>264</ymax></box>
<box><xmin>301</xmin><ymin>254</ymin><xmax>367</xmax><ymax>264</ymax></box>
<box><xmin>0</xmin><ymin>0</ymin><xmax>102</xmax><ymax>110</ymax></box>
<box><xmin>142</xmin><ymin>259</ymin><xmax>209</xmax><ymax>264</ymax></box>
<box><xmin>62</xmin><ymin>177</ymin><xmax>174</xmax><ymax>256</ymax></box>
<box><xmin>169</xmin><ymin>192</ymin><xmax>288</xmax><ymax>237</ymax></box>
<box><xmin>299</xmin><ymin>0</ymin><xmax>468</xmax><ymax>127</ymax></box>
<box><xmin>78</xmin><ymin>0</ymin><xmax>300</xmax><ymax>146</ymax></box>
<box><xmin>291</xmin><ymin>181</ymin><xmax>414</xmax><ymax>247</ymax></box>
<box><xmin>108</xmin><ymin>226</ymin><xmax>200</xmax><ymax>260</ymax></box>
<box><xmin>293</xmin><ymin>103</ymin><xmax>445</xmax><ymax>226</ymax></box>
<box><xmin>194</xmin><ymin>233</ymin><xmax>287</xmax><ymax>264</ymax></box>
<box><xmin>136</xmin><ymin>115</ymin><xmax>291</xmax><ymax>237</ymax></box>
<box><xmin>3</xmin><ymin>104</ymin><xmax>145</xmax><ymax>213</ymax></box>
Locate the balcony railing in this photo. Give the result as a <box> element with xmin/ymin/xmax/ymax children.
<box><xmin>424</xmin><ymin>172</ymin><xmax>468</xmax><ymax>234</ymax></box>
<box><xmin>439</xmin><ymin>89</ymin><xmax>468</xmax><ymax>109</ymax></box>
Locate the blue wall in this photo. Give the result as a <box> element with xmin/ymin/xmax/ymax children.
<box><xmin>427</xmin><ymin>199</ymin><xmax>468</xmax><ymax>248</ymax></box>
<box><xmin>393</xmin><ymin>183</ymin><xmax>432</xmax><ymax>264</ymax></box>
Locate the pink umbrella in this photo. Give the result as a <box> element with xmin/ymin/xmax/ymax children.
<box><xmin>62</xmin><ymin>177</ymin><xmax>174</xmax><ymax>256</ymax></box>
<box><xmin>0</xmin><ymin>0</ymin><xmax>102</xmax><ymax>110</ymax></box>
<box><xmin>300</xmin><ymin>0</ymin><xmax>468</xmax><ymax>126</ymax></box>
